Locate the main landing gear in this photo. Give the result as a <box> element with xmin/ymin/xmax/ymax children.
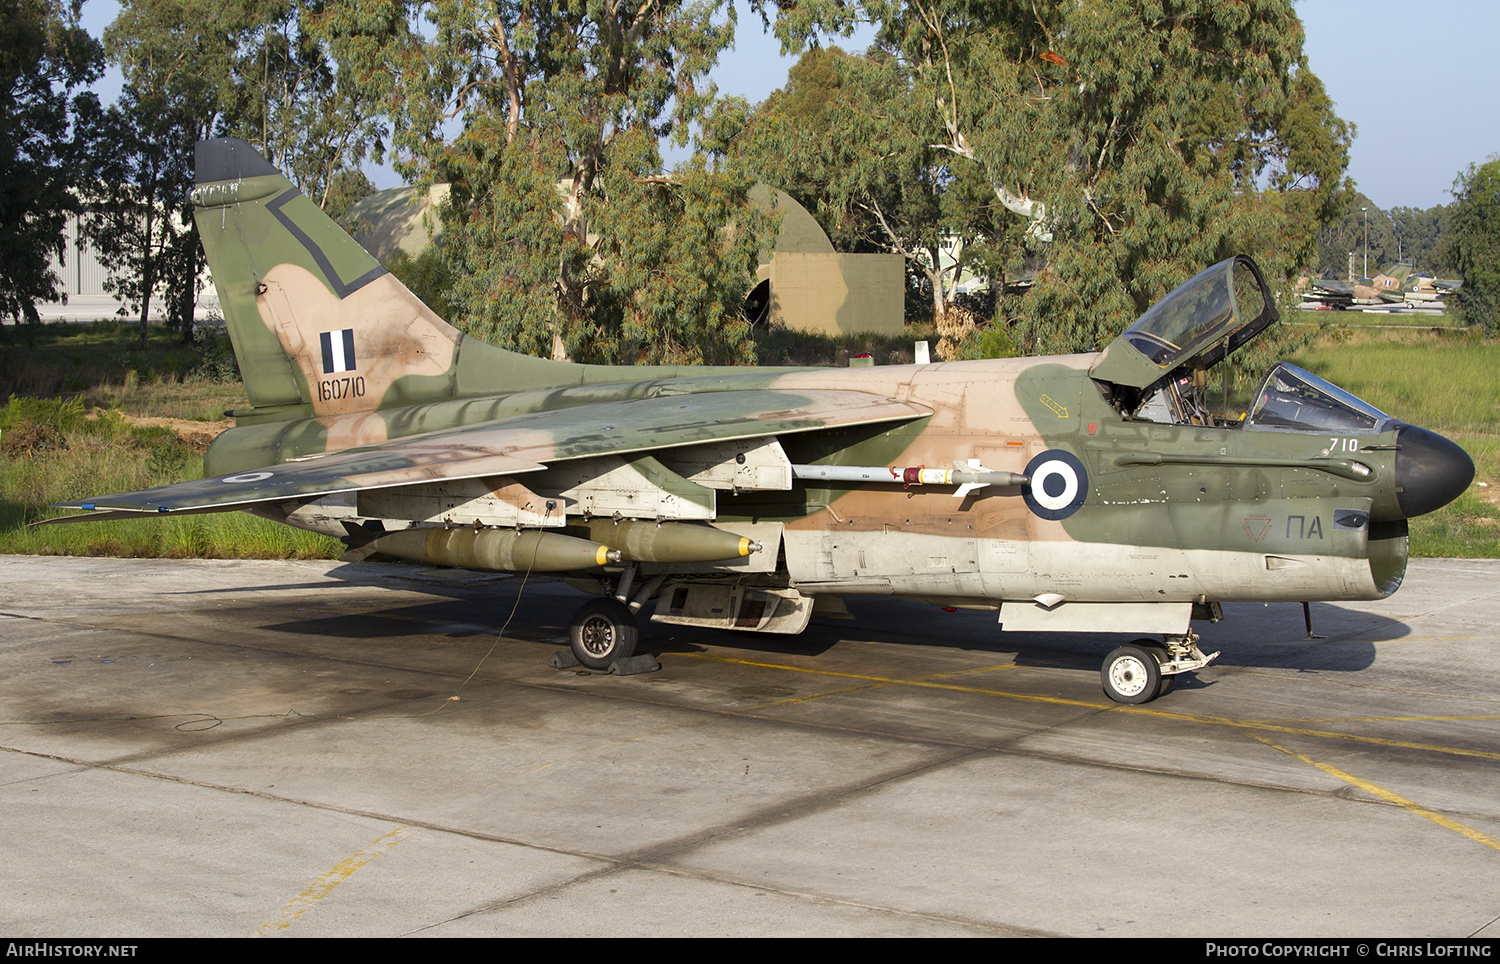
<box><xmin>568</xmin><ymin>597</ymin><xmax>639</xmax><ymax>669</ymax></box>
<box><xmin>565</xmin><ymin>565</ymin><xmax>660</xmax><ymax>670</ymax></box>
<box><xmin>1100</xmin><ymin>633</ymin><xmax>1218</xmax><ymax>705</ymax></box>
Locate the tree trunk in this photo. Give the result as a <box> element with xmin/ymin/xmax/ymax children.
<box><xmin>137</xmin><ymin>293</ymin><xmax>151</xmax><ymax>350</ymax></box>
<box><xmin>138</xmin><ymin>201</ymin><xmax>155</xmax><ymax>351</ymax></box>
<box><xmin>178</xmin><ymin>242</ymin><xmax>198</xmax><ymax>345</ymax></box>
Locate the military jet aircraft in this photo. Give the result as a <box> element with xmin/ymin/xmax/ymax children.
<box><xmin>50</xmin><ymin>139</ymin><xmax>1475</xmax><ymax>704</ymax></box>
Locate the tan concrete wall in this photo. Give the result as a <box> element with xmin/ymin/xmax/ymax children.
<box><xmin>770</xmin><ymin>253</ymin><xmax>905</xmax><ymax>336</ymax></box>
<box><xmin>347</xmin><ymin>185</ymin><xmax>449</xmax><ymax>263</ymax></box>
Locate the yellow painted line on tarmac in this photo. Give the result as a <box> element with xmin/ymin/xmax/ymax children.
<box><xmin>1257</xmin><ymin>714</ymin><xmax>1500</xmax><ymax>724</ymax></box>
<box><xmin>698</xmin><ymin>656</ymin><xmax>1026</xmax><ymax>711</ymax></box>
<box><xmin>254</xmin><ymin>825</ymin><xmax>420</xmax><ymax>936</ymax></box>
<box><xmin>681</xmin><ymin>652</ymin><xmax>1065</xmax><ymax>699</ymax></box>
<box><xmin>674</xmin><ymin>653</ymin><xmax>1500</xmax><ymax>762</ymax></box>
<box><xmin>1109</xmin><ymin>706</ymin><xmax>1500</xmax><ymax>762</ymax></box>
<box><xmin>1252</xmin><ymin>734</ymin><xmax>1500</xmax><ymax>855</ymax></box>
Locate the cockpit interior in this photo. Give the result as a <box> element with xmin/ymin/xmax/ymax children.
<box><xmin>1090</xmin><ymin>255</ymin><xmax>1394</xmax><ymax>435</ymax></box>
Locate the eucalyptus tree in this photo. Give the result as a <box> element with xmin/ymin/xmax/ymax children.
<box><xmin>1388</xmin><ymin>204</ymin><xmax>1450</xmax><ymax>275</ymax></box>
<box><xmin>0</xmin><ymin>0</ymin><xmax>103</xmax><ymax>329</ymax></box>
<box><xmin>763</xmin><ymin>0</ymin><xmax>1352</xmax><ymax>354</ymax></box>
<box><xmin>1315</xmin><ymin>192</ymin><xmax>1397</xmax><ymax>279</ymax></box>
<box><xmin>89</xmin><ymin>0</ymin><xmax>243</xmax><ymax>345</ymax></box>
<box><xmin>740</xmin><ymin>46</ymin><xmax>1011</xmax><ymax>325</ymax></box>
<box><xmin>310</xmin><ymin>0</ymin><xmax>770</xmax><ymax>364</ymax></box>
<box><xmin>90</xmin><ymin>0</ymin><xmax>382</xmax><ymax>346</ymax></box>
<box><xmin>1442</xmin><ymin>158</ymin><xmax>1500</xmax><ymax>335</ymax></box>
<box><xmin>227</xmin><ymin>2</ymin><xmax>384</xmax><ymax>212</ymax></box>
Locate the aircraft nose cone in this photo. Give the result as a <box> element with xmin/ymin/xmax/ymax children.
<box><xmin>1394</xmin><ymin>423</ymin><xmax>1474</xmax><ymax>518</ymax></box>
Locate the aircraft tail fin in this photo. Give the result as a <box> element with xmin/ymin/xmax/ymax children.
<box><xmin>192</xmin><ymin>138</ymin><xmax>468</xmax><ymax>421</ymax></box>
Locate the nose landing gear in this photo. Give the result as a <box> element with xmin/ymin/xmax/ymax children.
<box><xmin>1101</xmin><ymin>633</ymin><xmax>1218</xmax><ymax>704</ymax></box>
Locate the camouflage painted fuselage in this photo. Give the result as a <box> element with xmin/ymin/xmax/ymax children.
<box><xmin>57</xmin><ymin>140</ymin><xmax>1471</xmax><ymax>643</ymax></box>
<box><xmin>200</xmin><ymin>352</ymin><xmax>1409</xmax><ymax>623</ymax></box>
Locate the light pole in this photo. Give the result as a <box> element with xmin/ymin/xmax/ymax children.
<box><xmin>1362</xmin><ymin>207</ymin><xmax>1369</xmax><ymax>278</ymax></box>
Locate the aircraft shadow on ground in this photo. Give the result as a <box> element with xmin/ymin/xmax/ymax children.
<box><xmin>647</xmin><ymin>596</ymin><xmax>1399</xmax><ymax>694</ymax></box>
<box><xmin>197</xmin><ymin>566</ymin><xmax>1401</xmax><ymax>687</ymax></box>
<box><xmin>991</xmin><ymin>602</ymin><xmax>1392</xmax><ymax>693</ymax></box>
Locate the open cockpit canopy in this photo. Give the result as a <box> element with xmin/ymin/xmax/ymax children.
<box><xmin>1088</xmin><ymin>256</ymin><xmax>1402</xmax><ymax>435</ymax></box>
<box><xmin>1090</xmin><ymin>256</ymin><xmax>1278</xmax><ymax>406</ymax></box>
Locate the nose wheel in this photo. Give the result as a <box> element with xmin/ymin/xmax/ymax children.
<box><xmin>1101</xmin><ymin>635</ymin><xmax>1214</xmax><ymax>704</ymax></box>
<box><xmin>1101</xmin><ymin>642</ymin><xmax>1165</xmax><ymax>704</ymax></box>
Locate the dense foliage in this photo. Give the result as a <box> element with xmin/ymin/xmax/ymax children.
<box><xmin>757</xmin><ymin>0</ymin><xmax>1352</xmax><ymax>354</ymax></box>
<box><xmin>1314</xmin><ymin>192</ymin><xmax>1451</xmax><ymax>279</ymax></box>
<box><xmin>16</xmin><ymin>1</ymin><xmax>1478</xmax><ymax>370</ymax></box>
<box><xmin>0</xmin><ymin>0</ymin><xmax>103</xmax><ymax>328</ymax></box>
<box><xmin>1442</xmin><ymin>158</ymin><xmax>1500</xmax><ymax>335</ymax></box>
<box><xmin>309</xmin><ymin>0</ymin><xmax>771</xmax><ymax>365</ymax></box>
<box><xmin>86</xmin><ymin>0</ymin><xmax>382</xmax><ymax>347</ymax></box>
<box><xmin>738</xmin><ymin>46</ymin><xmax>1013</xmax><ymax>325</ymax></box>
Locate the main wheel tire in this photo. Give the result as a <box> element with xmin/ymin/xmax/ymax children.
<box><xmin>569</xmin><ymin>598</ymin><xmax>639</xmax><ymax>670</ymax></box>
<box><xmin>1101</xmin><ymin>643</ymin><xmax>1163</xmax><ymax>705</ymax></box>
<box><xmin>1139</xmin><ymin>642</ymin><xmax>1175</xmax><ymax>699</ymax></box>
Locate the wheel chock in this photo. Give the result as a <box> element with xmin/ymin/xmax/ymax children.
<box><xmin>607</xmin><ymin>654</ymin><xmax>661</xmax><ymax>676</ymax></box>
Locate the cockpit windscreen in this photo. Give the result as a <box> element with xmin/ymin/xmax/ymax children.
<box><xmin>1245</xmin><ymin>363</ymin><xmax>1392</xmax><ymax>433</ymax></box>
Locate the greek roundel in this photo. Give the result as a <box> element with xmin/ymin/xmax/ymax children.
<box><xmin>1023</xmin><ymin>450</ymin><xmax>1089</xmax><ymax>520</ymax></box>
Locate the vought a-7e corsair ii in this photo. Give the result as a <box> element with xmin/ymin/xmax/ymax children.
<box><xmin>51</xmin><ymin>139</ymin><xmax>1475</xmax><ymax>704</ymax></box>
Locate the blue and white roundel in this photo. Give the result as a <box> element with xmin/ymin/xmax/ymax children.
<box><xmin>1023</xmin><ymin>450</ymin><xmax>1089</xmax><ymax>520</ymax></box>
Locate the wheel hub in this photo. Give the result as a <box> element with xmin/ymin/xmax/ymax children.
<box><xmin>579</xmin><ymin>616</ymin><xmax>616</xmax><ymax>658</ymax></box>
<box><xmin>1108</xmin><ymin>655</ymin><xmax>1150</xmax><ymax>698</ymax></box>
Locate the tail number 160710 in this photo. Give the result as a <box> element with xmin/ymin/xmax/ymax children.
<box><xmin>319</xmin><ymin>376</ymin><xmax>366</xmax><ymax>402</ymax></box>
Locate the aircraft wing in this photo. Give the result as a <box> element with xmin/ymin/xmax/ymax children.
<box><xmin>51</xmin><ymin>389</ymin><xmax>930</xmax><ymax>515</ymax></box>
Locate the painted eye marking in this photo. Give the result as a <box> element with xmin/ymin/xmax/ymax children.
<box><xmin>221</xmin><ymin>472</ymin><xmax>274</xmax><ymax>483</ymax></box>
<box><xmin>1023</xmin><ymin>450</ymin><xmax>1088</xmax><ymax>520</ymax></box>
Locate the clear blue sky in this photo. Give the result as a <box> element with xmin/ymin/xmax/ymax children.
<box><xmin>706</xmin><ymin>0</ymin><xmax>1500</xmax><ymax>211</ymax></box>
<box><xmin>1296</xmin><ymin>0</ymin><xmax>1500</xmax><ymax>209</ymax></box>
<box><xmin>80</xmin><ymin>0</ymin><xmax>1498</xmax><ymax>210</ymax></box>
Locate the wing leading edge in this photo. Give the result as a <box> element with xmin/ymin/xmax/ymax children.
<box><xmin>50</xmin><ymin>389</ymin><xmax>930</xmax><ymax>516</ymax></box>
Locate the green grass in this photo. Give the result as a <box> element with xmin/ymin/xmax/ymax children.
<box><xmin>0</xmin><ymin>319</ymin><xmax>246</xmax><ymax>420</ymax></box>
<box><xmin>1291</xmin><ymin>327</ymin><xmax>1500</xmax><ymax>433</ymax></box>
<box><xmin>8</xmin><ymin>509</ymin><xmax>340</xmax><ymax>560</ymax></box>
<box><xmin>1289</xmin><ymin>327</ymin><xmax>1500</xmax><ymax>558</ymax></box>
<box><xmin>0</xmin><ymin>331</ymin><xmax>339</xmax><ymax>561</ymax></box>
<box><xmin>4</xmin><ymin>318</ymin><xmax>1497</xmax><ymax>560</ymax></box>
